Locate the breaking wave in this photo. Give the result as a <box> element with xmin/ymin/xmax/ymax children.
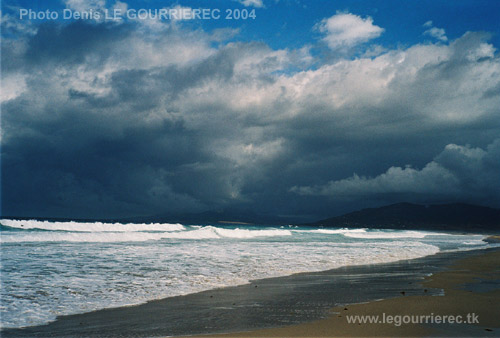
<box><xmin>0</xmin><ymin>221</ymin><xmax>292</xmax><ymax>243</ymax></box>
<box><xmin>0</xmin><ymin>219</ymin><xmax>184</xmax><ymax>232</ymax></box>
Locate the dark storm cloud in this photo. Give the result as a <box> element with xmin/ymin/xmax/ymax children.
<box><xmin>1</xmin><ymin>21</ymin><xmax>260</xmax><ymax>217</ymax></box>
<box><xmin>24</xmin><ymin>21</ymin><xmax>131</xmax><ymax>66</ymax></box>
<box><xmin>1</xmin><ymin>17</ymin><xmax>500</xmax><ymax>220</ymax></box>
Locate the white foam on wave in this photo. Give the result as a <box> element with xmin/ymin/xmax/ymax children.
<box><xmin>0</xmin><ymin>219</ymin><xmax>185</xmax><ymax>232</ymax></box>
<box><xmin>148</xmin><ymin>226</ymin><xmax>291</xmax><ymax>240</ymax></box>
<box><xmin>0</xmin><ymin>225</ymin><xmax>292</xmax><ymax>243</ymax></box>
<box><xmin>343</xmin><ymin>230</ymin><xmax>429</xmax><ymax>239</ymax></box>
<box><xmin>0</xmin><ymin>237</ymin><xmax>441</xmax><ymax>328</ymax></box>
<box><xmin>312</xmin><ymin>228</ymin><xmax>367</xmax><ymax>234</ymax></box>
<box><xmin>292</xmin><ymin>228</ymin><xmax>366</xmax><ymax>234</ymax></box>
<box><xmin>462</xmin><ymin>240</ymin><xmax>487</xmax><ymax>246</ymax></box>
<box><xmin>343</xmin><ymin>230</ymin><xmax>454</xmax><ymax>239</ymax></box>
<box><xmin>294</xmin><ymin>228</ymin><xmax>452</xmax><ymax>239</ymax></box>
<box><xmin>213</xmin><ymin>227</ymin><xmax>292</xmax><ymax>238</ymax></box>
<box><xmin>1</xmin><ymin>232</ymin><xmax>185</xmax><ymax>243</ymax></box>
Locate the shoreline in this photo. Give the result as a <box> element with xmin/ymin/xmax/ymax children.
<box><xmin>196</xmin><ymin>247</ymin><xmax>500</xmax><ymax>338</ymax></box>
<box><xmin>2</xmin><ymin>246</ymin><xmax>498</xmax><ymax>337</ymax></box>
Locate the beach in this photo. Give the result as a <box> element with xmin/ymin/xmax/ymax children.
<box><xmin>2</xmin><ymin>246</ymin><xmax>498</xmax><ymax>337</ymax></box>
<box><xmin>199</xmin><ymin>247</ymin><xmax>500</xmax><ymax>338</ymax></box>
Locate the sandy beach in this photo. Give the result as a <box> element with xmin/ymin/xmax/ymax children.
<box><xmin>198</xmin><ymin>248</ymin><xmax>500</xmax><ymax>337</ymax></box>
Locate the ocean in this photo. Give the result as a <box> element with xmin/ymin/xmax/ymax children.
<box><xmin>0</xmin><ymin>219</ymin><xmax>495</xmax><ymax>329</ymax></box>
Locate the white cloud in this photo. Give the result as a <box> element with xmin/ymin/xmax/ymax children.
<box><xmin>64</xmin><ymin>0</ymin><xmax>106</xmax><ymax>13</ymax></box>
<box><xmin>466</xmin><ymin>42</ymin><xmax>496</xmax><ymax>61</ymax></box>
<box><xmin>0</xmin><ymin>73</ymin><xmax>27</xmax><ymax>103</ymax></box>
<box><xmin>290</xmin><ymin>140</ymin><xmax>500</xmax><ymax>204</ymax></box>
<box><xmin>112</xmin><ymin>0</ymin><xmax>128</xmax><ymax>13</ymax></box>
<box><xmin>423</xmin><ymin>21</ymin><xmax>433</xmax><ymax>28</ymax></box>
<box><xmin>425</xmin><ymin>27</ymin><xmax>448</xmax><ymax>42</ymax></box>
<box><xmin>237</xmin><ymin>0</ymin><xmax>264</xmax><ymax>8</ymax></box>
<box><xmin>290</xmin><ymin>162</ymin><xmax>459</xmax><ymax>197</ymax></box>
<box><xmin>1</xmin><ymin>10</ymin><xmax>37</xmax><ymax>35</ymax></box>
<box><xmin>318</xmin><ymin>12</ymin><xmax>384</xmax><ymax>49</ymax></box>
<box><xmin>423</xmin><ymin>21</ymin><xmax>448</xmax><ymax>41</ymax></box>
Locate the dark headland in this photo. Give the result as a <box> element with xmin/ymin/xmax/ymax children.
<box><xmin>309</xmin><ymin>202</ymin><xmax>500</xmax><ymax>232</ymax></box>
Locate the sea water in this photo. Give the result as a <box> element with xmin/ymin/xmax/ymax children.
<box><xmin>0</xmin><ymin>219</ymin><xmax>494</xmax><ymax>328</ymax></box>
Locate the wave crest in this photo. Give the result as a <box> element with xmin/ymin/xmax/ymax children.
<box><xmin>0</xmin><ymin>222</ymin><xmax>293</xmax><ymax>243</ymax></box>
<box><xmin>0</xmin><ymin>219</ymin><xmax>185</xmax><ymax>232</ymax></box>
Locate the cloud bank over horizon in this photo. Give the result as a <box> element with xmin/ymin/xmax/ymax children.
<box><xmin>2</xmin><ymin>1</ymin><xmax>500</xmax><ymax>220</ymax></box>
<box><xmin>291</xmin><ymin>140</ymin><xmax>500</xmax><ymax>205</ymax></box>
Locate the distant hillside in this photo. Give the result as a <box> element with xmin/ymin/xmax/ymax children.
<box><xmin>310</xmin><ymin>203</ymin><xmax>500</xmax><ymax>232</ymax></box>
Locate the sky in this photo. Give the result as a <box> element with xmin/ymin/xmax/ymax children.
<box><xmin>1</xmin><ymin>0</ymin><xmax>500</xmax><ymax>221</ymax></box>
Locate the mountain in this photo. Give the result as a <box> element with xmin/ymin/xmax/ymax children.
<box><xmin>310</xmin><ymin>203</ymin><xmax>500</xmax><ymax>232</ymax></box>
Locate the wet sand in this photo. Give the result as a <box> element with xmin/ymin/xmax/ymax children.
<box><xmin>198</xmin><ymin>248</ymin><xmax>500</xmax><ymax>337</ymax></box>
